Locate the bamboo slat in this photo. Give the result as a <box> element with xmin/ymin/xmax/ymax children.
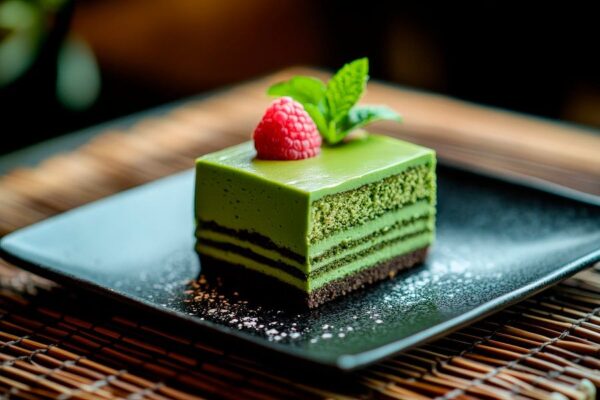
<box><xmin>1</xmin><ymin>68</ymin><xmax>599</xmax><ymax>399</ymax></box>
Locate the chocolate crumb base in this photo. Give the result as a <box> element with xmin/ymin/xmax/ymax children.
<box><xmin>198</xmin><ymin>247</ymin><xmax>428</xmax><ymax>309</ymax></box>
<box><xmin>307</xmin><ymin>247</ymin><xmax>429</xmax><ymax>308</ymax></box>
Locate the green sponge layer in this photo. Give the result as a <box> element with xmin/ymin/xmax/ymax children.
<box><xmin>197</xmin><ymin>210</ymin><xmax>433</xmax><ymax>274</ymax></box>
<box><xmin>194</xmin><ymin>134</ymin><xmax>437</xmax><ymax>297</ymax></box>
<box><xmin>309</xmin><ymin>164</ymin><xmax>435</xmax><ymax>243</ymax></box>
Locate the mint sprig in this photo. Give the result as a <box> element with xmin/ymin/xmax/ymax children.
<box><xmin>267</xmin><ymin>58</ymin><xmax>401</xmax><ymax>145</ymax></box>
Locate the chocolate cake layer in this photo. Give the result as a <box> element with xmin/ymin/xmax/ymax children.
<box><xmin>199</xmin><ymin>247</ymin><xmax>428</xmax><ymax>308</ymax></box>
<box><xmin>198</xmin><ymin>220</ymin><xmax>305</xmax><ymax>264</ymax></box>
<box><xmin>198</xmin><ymin>213</ymin><xmax>431</xmax><ymax>268</ymax></box>
<box><xmin>307</xmin><ymin>247</ymin><xmax>428</xmax><ymax>308</ymax></box>
<box><xmin>197</xmin><ymin>228</ymin><xmax>432</xmax><ymax>280</ymax></box>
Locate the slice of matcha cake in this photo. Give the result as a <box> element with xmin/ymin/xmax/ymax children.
<box><xmin>195</xmin><ymin>134</ymin><xmax>436</xmax><ymax>307</ymax></box>
<box><xmin>194</xmin><ymin>58</ymin><xmax>436</xmax><ymax>307</ymax></box>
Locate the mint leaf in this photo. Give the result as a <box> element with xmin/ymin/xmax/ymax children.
<box><xmin>331</xmin><ymin>105</ymin><xmax>401</xmax><ymax>144</ymax></box>
<box><xmin>304</xmin><ymin>104</ymin><xmax>329</xmax><ymax>140</ymax></box>
<box><xmin>267</xmin><ymin>76</ymin><xmax>326</xmax><ymax>107</ymax></box>
<box><xmin>340</xmin><ymin>105</ymin><xmax>401</xmax><ymax>132</ymax></box>
<box><xmin>325</xmin><ymin>58</ymin><xmax>368</xmax><ymax>123</ymax></box>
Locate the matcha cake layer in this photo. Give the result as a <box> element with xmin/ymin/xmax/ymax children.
<box><xmin>195</xmin><ymin>134</ymin><xmax>436</xmax><ymax>307</ymax></box>
<box><xmin>196</xmin><ymin>204</ymin><xmax>433</xmax><ymax>273</ymax></box>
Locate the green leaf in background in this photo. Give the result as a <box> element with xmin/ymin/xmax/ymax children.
<box><xmin>0</xmin><ymin>0</ymin><xmax>70</xmax><ymax>87</ymax></box>
<box><xmin>325</xmin><ymin>58</ymin><xmax>368</xmax><ymax>122</ymax></box>
<box><xmin>338</xmin><ymin>105</ymin><xmax>402</xmax><ymax>139</ymax></box>
<box><xmin>267</xmin><ymin>76</ymin><xmax>326</xmax><ymax>109</ymax></box>
<box><xmin>56</xmin><ymin>35</ymin><xmax>101</xmax><ymax>111</ymax></box>
<box><xmin>0</xmin><ymin>0</ymin><xmax>42</xmax><ymax>86</ymax></box>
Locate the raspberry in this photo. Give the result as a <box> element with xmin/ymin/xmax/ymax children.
<box><xmin>253</xmin><ymin>97</ymin><xmax>321</xmax><ymax>160</ymax></box>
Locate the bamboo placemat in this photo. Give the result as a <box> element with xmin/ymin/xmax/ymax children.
<box><xmin>1</xmin><ymin>69</ymin><xmax>600</xmax><ymax>399</ymax></box>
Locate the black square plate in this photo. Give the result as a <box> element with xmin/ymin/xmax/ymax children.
<box><xmin>1</xmin><ymin>166</ymin><xmax>599</xmax><ymax>370</ymax></box>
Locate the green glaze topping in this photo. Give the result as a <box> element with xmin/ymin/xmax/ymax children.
<box><xmin>197</xmin><ymin>135</ymin><xmax>433</xmax><ymax>198</ymax></box>
<box><xmin>268</xmin><ymin>58</ymin><xmax>401</xmax><ymax>145</ymax></box>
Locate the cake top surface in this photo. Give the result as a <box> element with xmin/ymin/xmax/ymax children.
<box><xmin>197</xmin><ymin>134</ymin><xmax>434</xmax><ymax>195</ymax></box>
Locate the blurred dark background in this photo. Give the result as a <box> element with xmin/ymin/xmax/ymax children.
<box><xmin>1</xmin><ymin>0</ymin><xmax>599</xmax><ymax>155</ymax></box>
